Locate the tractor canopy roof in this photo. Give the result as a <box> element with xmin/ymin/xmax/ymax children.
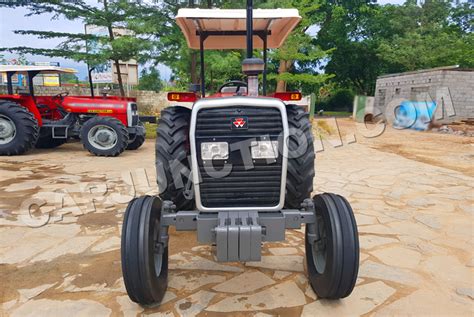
<box><xmin>0</xmin><ymin>65</ymin><xmax>77</xmax><ymax>75</ymax></box>
<box><xmin>176</xmin><ymin>8</ymin><xmax>301</xmax><ymax>50</ymax></box>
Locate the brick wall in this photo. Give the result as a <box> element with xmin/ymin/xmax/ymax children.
<box><xmin>374</xmin><ymin>69</ymin><xmax>474</xmax><ymax>123</ymax></box>
<box><xmin>0</xmin><ymin>85</ymin><xmax>168</xmax><ymax>115</ymax></box>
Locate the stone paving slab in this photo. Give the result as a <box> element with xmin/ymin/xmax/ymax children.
<box><xmin>1</xmin><ymin>129</ymin><xmax>473</xmax><ymax>316</ymax></box>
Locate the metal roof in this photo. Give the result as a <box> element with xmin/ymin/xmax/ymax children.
<box><xmin>0</xmin><ymin>65</ymin><xmax>77</xmax><ymax>74</ymax></box>
<box><xmin>176</xmin><ymin>8</ymin><xmax>301</xmax><ymax>50</ymax></box>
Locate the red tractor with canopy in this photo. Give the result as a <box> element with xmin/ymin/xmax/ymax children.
<box><xmin>0</xmin><ymin>65</ymin><xmax>146</xmax><ymax>156</ymax></box>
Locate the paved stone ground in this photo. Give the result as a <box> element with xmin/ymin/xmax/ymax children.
<box><xmin>0</xmin><ymin>122</ymin><xmax>473</xmax><ymax>316</ymax></box>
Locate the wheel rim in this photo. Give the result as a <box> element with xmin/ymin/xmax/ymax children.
<box><xmin>0</xmin><ymin>114</ymin><xmax>16</xmax><ymax>145</ymax></box>
<box><xmin>153</xmin><ymin>218</ymin><xmax>163</xmax><ymax>276</ymax></box>
<box><xmin>87</xmin><ymin>125</ymin><xmax>118</xmax><ymax>150</ymax></box>
<box><xmin>310</xmin><ymin>214</ymin><xmax>328</xmax><ymax>274</ymax></box>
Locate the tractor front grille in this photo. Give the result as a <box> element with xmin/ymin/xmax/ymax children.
<box><xmin>195</xmin><ymin>106</ymin><xmax>284</xmax><ymax>208</ymax></box>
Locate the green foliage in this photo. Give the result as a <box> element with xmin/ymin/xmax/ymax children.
<box><xmin>0</xmin><ymin>0</ymin><xmax>161</xmax><ymax>96</ymax></box>
<box><xmin>60</xmin><ymin>72</ymin><xmax>79</xmax><ymax>84</ymax></box>
<box><xmin>144</xmin><ymin>123</ymin><xmax>157</xmax><ymax>139</ymax></box>
<box><xmin>137</xmin><ymin>68</ymin><xmax>163</xmax><ymax>92</ymax></box>
<box><xmin>317</xmin><ymin>88</ymin><xmax>355</xmax><ymax>112</ymax></box>
<box><xmin>205</xmin><ymin>51</ymin><xmax>245</xmax><ymax>93</ymax></box>
<box><xmin>1</xmin><ymin>1</ymin><xmax>157</xmax><ymax>66</ymax></box>
<box><xmin>374</xmin><ymin>1</ymin><xmax>474</xmax><ymax>72</ymax></box>
<box><xmin>316</xmin><ymin>0</ymin><xmax>474</xmax><ymax>95</ymax></box>
<box><xmin>3</xmin><ymin>0</ymin><xmax>471</xmax><ymax>99</ymax></box>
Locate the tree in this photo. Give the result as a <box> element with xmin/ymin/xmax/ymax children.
<box><xmin>60</xmin><ymin>72</ymin><xmax>79</xmax><ymax>84</ymax></box>
<box><xmin>258</xmin><ymin>0</ymin><xmax>332</xmax><ymax>92</ymax></box>
<box><xmin>0</xmin><ymin>0</ymin><xmax>159</xmax><ymax>97</ymax></box>
<box><xmin>375</xmin><ymin>1</ymin><xmax>474</xmax><ymax>72</ymax></box>
<box><xmin>316</xmin><ymin>0</ymin><xmax>474</xmax><ymax>95</ymax></box>
<box><xmin>315</xmin><ymin>0</ymin><xmax>384</xmax><ymax>95</ymax></box>
<box><xmin>137</xmin><ymin>67</ymin><xmax>163</xmax><ymax>92</ymax></box>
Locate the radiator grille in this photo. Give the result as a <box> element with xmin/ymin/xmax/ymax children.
<box><xmin>195</xmin><ymin>106</ymin><xmax>283</xmax><ymax>208</ymax></box>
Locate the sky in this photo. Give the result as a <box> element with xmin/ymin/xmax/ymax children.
<box><xmin>0</xmin><ymin>0</ymin><xmax>406</xmax><ymax>81</ymax></box>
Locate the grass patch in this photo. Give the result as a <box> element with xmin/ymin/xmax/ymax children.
<box><xmin>144</xmin><ymin>122</ymin><xmax>158</xmax><ymax>139</ymax></box>
<box><xmin>313</xmin><ymin>119</ymin><xmax>335</xmax><ymax>139</ymax></box>
<box><xmin>317</xmin><ymin>111</ymin><xmax>352</xmax><ymax>117</ymax></box>
<box><xmin>315</xmin><ymin>120</ymin><xmax>334</xmax><ymax>135</ymax></box>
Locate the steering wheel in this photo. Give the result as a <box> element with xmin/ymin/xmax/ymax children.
<box><xmin>218</xmin><ymin>81</ymin><xmax>248</xmax><ymax>94</ymax></box>
<box><xmin>52</xmin><ymin>92</ymin><xmax>69</xmax><ymax>100</ymax></box>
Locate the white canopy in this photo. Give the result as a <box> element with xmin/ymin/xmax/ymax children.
<box><xmin>176</xmin><ymin>8</ymin><xmax>301</xmax><ymax>50</ymax></box>
<box><xmin>0</xmin><ymin>65</ymin><xmax>77</xmax><ymax>74</ymax></box>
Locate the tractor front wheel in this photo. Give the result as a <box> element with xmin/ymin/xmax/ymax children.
<box><xmin>121</xmin><ymin>196</ymin><xmax>169</xmax><ymax>306</ymax></box>
<box><xmin>127</xmin><ymin>122</ymin><xmax>146</xmax><ymax>150</ymax></box>
<box><xmin>0</xmin><ymin>100</ymin><xmax>39</xmax><ymax>155</ymax></box>
<box><xmin>305</xmin><ymin>193</ymin><xmax>359</xmax><ymax>299</ymax></box>
<box><xmin>80</xmin><ymin>117</ymin><xmax>128</xmax><ymax>156</ymax></box>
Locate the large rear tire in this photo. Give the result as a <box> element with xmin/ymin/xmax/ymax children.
<box><xmin>80</xmin><ymin>116</ymin><xmax>129</xmax><ymax>157</ymax></box>
<box><xmin>305</xmin><ymin>193</ymin><xmax>359</xmax><ymax>299</ymax></box>
<box><xmin>285</xmin><ymin>104</ymin><xmax>315</xmax><ymax>208</ymax></box>
<box><xmin>121</xmin><ymin>196</ymin><xmax>168</xmax><ymax>306</ymax></box>
<box><xmin>156</xmin><ymin>107</ymin><xmax>194</xmax><ymax>210</ymax></box>
<box><xmin>0</xmin><ymin>100</ymin><xmax>39</xmax><ymax>155</ymax></box>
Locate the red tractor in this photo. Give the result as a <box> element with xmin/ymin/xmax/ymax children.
<box><xmin>121</xmin><ymin>1</ymin><xmax>359</xmax><ymax>307</ymax></box>
<box><xmin>0</xmin><ymin>65</ymin><xmax>146</xmax><ymax>156</ymax></box>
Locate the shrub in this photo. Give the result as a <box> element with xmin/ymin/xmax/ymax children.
<box><xmin>326</xmin><ymin>89</ymin><xmax>355</xmax><ymax>112</ymax></box>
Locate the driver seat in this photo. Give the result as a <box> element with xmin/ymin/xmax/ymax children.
<box><xmin>221</xmin><ymin>86</ymin><xmax>247</xmax><ymax>94</ymax></box>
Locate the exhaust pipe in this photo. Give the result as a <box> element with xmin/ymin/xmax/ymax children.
<box><xmin>243</xmin><ymin>0</ymin><xmax>264</xmax><ymax>96</ymax></box>
<box><xmin>246</xmin><ymin>0</ymin><xmax>253</xmax><ymax>59</ymax></box>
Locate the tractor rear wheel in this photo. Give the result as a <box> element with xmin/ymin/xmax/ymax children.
<box><xmin>121</xmin><ymin>195</ymin><xmax>168</xmax><ymax>306</ymax></box>
<box><xmin>305</xmin><ymin>193</ymin><xmax>359</xmax><ymax>299</ymax></box>
<box><xmin>156</xmin><ymin>107</ymin><xmax>194</xmax><ymax>210</ymax></box>
<box><xmin>285</xmin><ymin>104</ymin><xmax>315</xmax><ymax>208</ymax></box>
<box><xmin>36</xmin><ymin>128</ymin><xmax>67</xmax><ymax>149</ymax></box>
<box><xmin>0</xmin><ymin>100</ymin><xmax>39</xmax><ymax>155</ymax></box>
<box><xmin>80</xmin><ymin>116</ymin><xmax>129</xmax><ymax>157</ymax></box>
<box><xmin>127</xmin><ymin>122</ymin><xmax>146</xmax><ymax>150</ymax></box>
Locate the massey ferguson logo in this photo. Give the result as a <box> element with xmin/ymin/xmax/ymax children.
<box><xmin>232</xmin><ymin>116</ymin><xmax>248</xmax><ymax>129</ymax></box>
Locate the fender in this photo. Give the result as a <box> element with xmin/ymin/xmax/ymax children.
<box><xmin>0</xmin><ymin>95</ymin><xmax>43</xmax><ymax>126</ymax></box>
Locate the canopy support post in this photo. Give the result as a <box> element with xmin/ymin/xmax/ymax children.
<box><xmin>199</xmin><ymin>33</ymin><xmax>206</xmax><ymax>97</ymax></box>
<box><xmin>6</xmin><ymin>71</ymin><xmax>14</xmax><ymax>94</ymax></box>
<box><xmin>27</xmin><ymin>71</ymin><xmax>40</xmax><ymax>98</ymax></box>
<box><xmin>246</xmin><ymin>0</ymin><xmax>253</xmax><ymax>59</ymax></box>
<box><xmin>263</xmin><ymin>33</ymin><xmax>268</xmax><ymax>96</ymax></box>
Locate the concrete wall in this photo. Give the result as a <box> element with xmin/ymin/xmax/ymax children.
<box><xmin>0</xmin><ymin>85</ymin><xmax>168</xmax><ymax>115</ymax></box>
<box><xmin>374</xmin><ymin>69</ymin><xmax>474</xmax><ymax>123</ymax></box>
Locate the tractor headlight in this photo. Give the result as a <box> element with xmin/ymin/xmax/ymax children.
<box><xmin>251</xmin><ymin>140</ymin><xmax>279</xmax><ymax>159</ymax></box>
<box><xmin>201</xmin><ymin>142</ymin><xmax>229</xmax><ymax>160</ymax></box>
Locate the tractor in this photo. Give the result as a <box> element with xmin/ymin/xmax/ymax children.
<box><xmin>121</xmin><ymin>1</ymin><xmax>359</xmax><ymax>306</ymax></box>
<box><xmin>0</xmin><ymin>65</ymin><xmax>146</xmax><ymax>156</ymax></box>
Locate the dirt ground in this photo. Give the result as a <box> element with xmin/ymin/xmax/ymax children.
<box><xmin>0</xmin><ymin>119</ymin><xmax>473</xmax><ymax>316</ymax></box>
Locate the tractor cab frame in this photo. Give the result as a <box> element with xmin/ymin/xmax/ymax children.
<box><xmin>121</xmin><ymin>0</ymin><xmax>360</xmax><ymax>307</ymax></box>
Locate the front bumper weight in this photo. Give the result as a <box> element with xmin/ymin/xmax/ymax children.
<box><xmin>127</xmin><ymin>124</ymin><xmax>146</xmax><ymax>136</ymax></box>
<box><xmin>159</xmin><ymin>199</ymin><xmax>316</xmax><ymax>262</ymax></box>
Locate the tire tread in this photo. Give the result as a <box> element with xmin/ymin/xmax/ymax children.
<box><xmin>0</xmin><ymin>100</ymin><xmax>39</xmax><ymax>155</ymax></box>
